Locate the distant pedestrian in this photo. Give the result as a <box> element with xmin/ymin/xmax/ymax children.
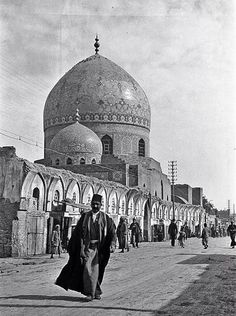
<box><xmin>168</xmin><ymin>219</ymin><xmax>178</xmax><ymax>247</ymax></box>
<box><xmin>117</xmin><ymin>217</ymin><xmax>129</xmax><ymax>253</ymax></box>
<box><xmin>183</xmin><ymin>222</ymin><xmax>189</xmax><ymax>240</ymax></box>
<box><xmin>201</xmin><ymin>223</ymin><xmax>209</xmax><ymax>249</ymax></box>
<box><xmin>129</xmin><ymin>218</ymin><xmax>141</xmax><ymax>248</ymax></box>
<box><xmin>227</xmin><ymin>221</ymin><xmax>236</xmax><ymax>248</ymax></box>
<box><xmin>177</xmin><ymin>226</ymin><xmax>186</xmax><ymax>248</ymax></box>
<box><xmin>50</xmin><ymin>224</ymin><xmax>61</xmax><ymax>258</ymax></box>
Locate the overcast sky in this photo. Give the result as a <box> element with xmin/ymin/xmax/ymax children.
<box><xmin>0</xmin><ymin>0</ymin><xmax>235</xmax><ymax>210</ymax></box>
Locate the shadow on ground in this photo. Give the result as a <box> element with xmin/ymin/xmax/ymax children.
<box><xmin>0</xmin><ymin>295</ymin><xmax>154</xmax><ymax>313</ymax></box>
<box><xmin>154</xmin><ymin>254</ymin><xmax>236</xmax><ymax>316</ymax></box>
<box><xmin>0</xmin><ymin>254</ymin><xmax>235</xmax><ymax>315</ymax></box>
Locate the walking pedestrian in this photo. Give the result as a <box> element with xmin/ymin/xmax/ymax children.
<box><xmin>50</xmin><ymin>224</ymin><xmax>61</xmax><ymax>258</ymax></box>
<box><xmin>168</xmin><ymin>219</ymin><xmax>178</xmax><ymax>247</ymax></box>
<box><xmin>227</xmin><ymin>221</ymin><xmax>236</xmax><ymax>248</ymax></box>
<box><xmin>55</xmin><ymin>194</ymin><xmax>116</xmax><ymax>301</ymax></box>
<box><xmin>201</xmin><ymin>223</ymin><xmax>209</xmax><ymax>249</ymax></box>
<box><xmin>129</xmin><ymin>218</ymin><xmax>141</xmax><ymax>248</ymax></box>
<box><xmin>116</xmin><ymin>217</ymin><xmax>129</xmax><ymax>253</ymax></box>
<box><xmin>177</xmin><ymin>226</ymin><xmax>186</xmax><ymax>248</ymax></box>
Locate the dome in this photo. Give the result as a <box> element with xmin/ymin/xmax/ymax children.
<box><xmin>49</xmin><ymin>121</ymin><xmax>102</xmax><ymax>155</ymax></box>
<box><xmin>44</xmin><ymin>54</ymin><xmax>151</xmax><ymax>131</ymax></box>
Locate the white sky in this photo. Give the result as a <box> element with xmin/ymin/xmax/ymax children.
<box><xmin>0</xmin><ymin>0</ymin><xmax>235</xmax><ymax>210</ymax></box>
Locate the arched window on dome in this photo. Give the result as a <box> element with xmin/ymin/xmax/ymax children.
<box><xmin>80</xmin><ymin>158</ymin><xmax>85</xmax><ymax>165</ymax></box>
<box><xmin>101</xmin><ymin>135</ymin><xmax>113</xmax><ymax>155</ymax></box>
<box><xmin>72</xmin><ymin>192</ymin><xmax>76</xmax><ymax>203</ymax></box>
<box><xmin>55</xmin><ymin>158</ymin><xmax>60</xmax><ymax>166</ymax></box>
<box><xmin>91</xmin><ymin>159</ymin><xmax>96</xmax><ymax>164</ymax></box>
<box><xmin>138</xmin><ymin>139</ymin><xmax>145</xmax><ymax>157</ymax></box>
<box><xmin>67</xmin><ymin>157</ymin><xmax>72</xmax><ymax>165</ymax></box>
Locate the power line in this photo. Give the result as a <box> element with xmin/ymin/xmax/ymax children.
<box><xmin>0</xmin><ymin>131</ymin><xmax>141</xmax><ymax>179</ymax></box>
<box><xmin>0</xmin><ymin>128</ymin><xmax>43</xmax><ymax>145</ymax></box>
<box><xmin>0</xmin><ymin>55</ymin><xmax>50</xmax><ymax>91</ymax></box>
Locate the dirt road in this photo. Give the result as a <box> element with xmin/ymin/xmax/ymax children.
<box><xmin>0</xmin><ymin>237</ymin><xmax>235</xmax><ymax>316</ymax></box>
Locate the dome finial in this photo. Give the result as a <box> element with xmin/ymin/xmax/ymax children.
<box><xmin>75</xmin><ymin>108</ymin><xmax>80</xmax><ymax>122</ymax></box>
<box><xmin>94</xmin><ymin>34</ymin><xmax>100</xmax><ymax>54</ymax></box>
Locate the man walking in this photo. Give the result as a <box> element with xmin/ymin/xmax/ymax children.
<box><xmin>117</xmin><ymin>217</ymin><xmax>129</xmax><ymax>253</ymax></box>
<box><xmin>50</xmin><ymin>224</ymin><xmax>61</xmax><ymax>258</ymax></box>
<box><xmin>227</xmin><ymin>221</ymin><xmax>236</xmax><ymax>248</ymax></box>
<box><xmin>55</xmin><ymin>194</ymin><xmax>116</xmax><ymax>301</ymax></box>
<box><xmin>201</xmin><ymin>223</ymin><xmax>209</xmax><ymax>249</ymax></box>
<box><xmin>129</xmin><ymin>218</ymin><xmax>141</xmax><ymax>248</ymax></box>
<box><xmin>168</xmin><ymin>219</ymin><xmax>178</xmax><ymax>247</ymax></box>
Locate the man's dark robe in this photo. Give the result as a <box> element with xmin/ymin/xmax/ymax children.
<box><xmin>55</xmin><ymin>211</ymin><xmax>116</xmax><ymax>294</ymax></box>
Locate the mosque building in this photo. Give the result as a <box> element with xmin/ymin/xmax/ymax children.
<box><xmin>0</xmin><ymin>37</ymin><xmax>206</xmax><ymax>257</ymax></box>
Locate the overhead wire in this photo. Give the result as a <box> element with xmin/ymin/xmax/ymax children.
<box><xmin>0</xmin><ymin>54</ymin><xmax>50</xmax><ymax>92</ymax></box>
<box><xmin>0</xmin><ymin>129</ymin><xmax>142</xmax><ymax>179</ymax></box>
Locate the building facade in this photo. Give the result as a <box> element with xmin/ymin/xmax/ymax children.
<box><xmin>0</xmin><ymin>40</ymin><xmax>206</xmax><ymax>257</ymax></box>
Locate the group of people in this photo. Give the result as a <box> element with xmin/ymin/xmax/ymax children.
<box><xmin>54</xmin><ymin>194</ymin><xmax>236</xmax><ymax>302</ymax></box>
<box><xmin>167</xmin><ymin>219</ymin><xmax>217</xmax><ymax>250</ymax></box>
<box><xmin>168</xmin><ymin>219</ymin><xmax>236</xmax><ymax>250</ymax></box>
<box><xmin>116</xmin><ymin>217</ymin><xmax>141</xmax><ymax>252</ymax></box>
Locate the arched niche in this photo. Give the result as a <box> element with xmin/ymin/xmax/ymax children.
<box><xmin>82</xmin><ymin>183</ymin><xmax>94</xmax><ymax>206</ymax></box>
<box><xmin>118</xmin><ymin>193</ymin><xmax>126</xmax><ymax>215</ymax></box>
<box><xmin>65</xmin><ymin>180</ymin><xmax>81</xmax><ymax>214</ymax></box>
<box><xmin>47</xmin><ymin>178</ymin><xmax>64</xmax><ymax>211</ymax></box>
<box><xmin>66</xmin><ymin>180</ymin><xmax>81</xmax><ymax>203</ymax></box>
<box><xmin>97</xmin><ymin>186</ymin><xmax>107</xmax><ymax>213</ymax></box>
<box><xmin>128</xmin><ymin>197</ymin><xmax>134</xmax><ymax>216</ymax></box>
<box><xmin>121</xmin><ymin>136</ymin><xmax>132</xmax><ymax>154</ymax></box>
<box><xmin>108</xmin><ymin>191</ymin><xmax>118</xmax><ymax>215</ymax></box>
<box><xmin>21</xmin><ymin>172</ymin><xmax>45</xmax><ymax>211</ymax></box>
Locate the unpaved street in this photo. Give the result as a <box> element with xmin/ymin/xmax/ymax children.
<box><xmin>0</xmin><ymin>237</ymin><xmax>235</xmax><ymax>316</ymax></box>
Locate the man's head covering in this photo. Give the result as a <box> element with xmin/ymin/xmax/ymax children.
<box><xmin>91</xmin><ymin>194</ymin><xmax>102</xmax><ymax>203</ymax></box>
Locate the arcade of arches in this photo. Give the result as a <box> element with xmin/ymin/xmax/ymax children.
<box><xmin>0</xmin><ymin>152</ymin><xmax>205</xmax><ymax>257</ymax></box>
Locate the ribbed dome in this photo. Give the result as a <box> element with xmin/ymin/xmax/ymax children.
<box><xmin>44</xmin><ymin>54</ymin><xmax>151</xmax><ymax>131</ymax></box>
<box><xmin>50</xmin><ymin>121</ymin><xmax>102</xmax><ymax>155</ymax></box>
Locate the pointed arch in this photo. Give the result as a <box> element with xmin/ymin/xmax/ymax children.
<box><xmin>82</xmin><ymin>183</ymin><xmax>94</xmax><ymax>205</ymax></box>
<box><xmin>138</xmin><ymin>139</ymin><xmax>145</xmax><ymax>157</ymax></box>
<box><xmin>21</xmin><ymin>172</ymin><xmax>46</xmax><ymax>211</ymax></box>
<box><xmin>67</xmin><ymin>157</ymin><xmax>72</xmax><ymax>165</ymax></box>
<box><xmin>97</xmin><ymin>186</ymin><xmax>107</xmax><ymax>213</ymax></box>
<box><xmin>101</xmin><ymin>135</ymin><xmax>113</xmax><ymax>154</ymax></box>
<box><xmin>108</xmin><ymin>190</ymin><xmax>118</xmax><ymax>214</ymax></box>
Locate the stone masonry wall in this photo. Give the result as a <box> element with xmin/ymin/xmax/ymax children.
<box><xmin>0</xmin><ymin>199</ymin><xmax>19</xmax><ymax>257</ymax></box>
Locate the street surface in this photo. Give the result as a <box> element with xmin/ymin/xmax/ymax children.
<box><xmin>0</xmin><ymin>237</ymin><xmax>235</xmax><ymax>316</ymax></box>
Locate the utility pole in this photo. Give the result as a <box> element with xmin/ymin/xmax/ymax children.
<box><xmin>168</xmin><ymin>161</ymin><xmax>177</xmax><ymax>219</ymax></box>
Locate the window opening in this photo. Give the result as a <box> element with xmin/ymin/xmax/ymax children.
<box><xmin>138</xmin><ymin>139</ymin><xmax>145</xmax><ymax>157</ymax></box>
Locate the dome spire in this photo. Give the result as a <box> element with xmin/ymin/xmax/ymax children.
<box><xmin>94</xmin><ymin>34</ymin><xmax>100</xmax><ymax>54</ymax></box>
<box><xmin>75</xmin><ymin>108</ymin><xmax>80</xmax><ymax>122</ymax></box>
